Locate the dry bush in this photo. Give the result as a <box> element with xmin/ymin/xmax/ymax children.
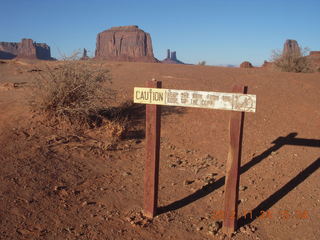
<box><xmin>85</xmin><ymin>118</ymin><xmax>128</xmax><ymax>151</ymax></box>
<box><xmin>80</xmin><ymin>101</ymin><xmax>137</xmax><ymax>151</ymax></box>
<box><xmin>31</xmin><ymin>60</ymin><xmax>114</xmax><ymax>128</ymax></box>
<box><xmin>271</xmin><ymin>48</ymin><xmax>314</xmax><ymax>73</ymax></box>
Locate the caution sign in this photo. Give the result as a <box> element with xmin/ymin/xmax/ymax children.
<box><xmin>134</xmin><ymin>87</ymin><xmax>256</xmax><ymax>112</ymax></box>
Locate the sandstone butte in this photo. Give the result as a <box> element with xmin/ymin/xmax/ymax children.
<box><xmin>0</xmin><ymin>38</ymin><xmax>52</xmax><ymax>60</ymax></box>
<box><xmin>240</xmin><ymin>61</ymin><xmax>253</xmax><ymax>68</ymax></box>
<box><xmin>162</xmin><ymin>49</ymin><xmax>184</xmax><ymax>64</ymax></box>
<box><xmin>95</xmin><ymin>25</ymin><xmax>158</xmax><ymax>62</ymax></box>
<box><xmin>283</xmin><ymin>39</ymin><xmax>301</xmax><ymax>56</ymax></box>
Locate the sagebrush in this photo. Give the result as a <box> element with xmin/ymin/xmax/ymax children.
<box><xmin>32</xmin><ymin>61</ymin><xmax>114</xmax><ymax>127</ymax></box>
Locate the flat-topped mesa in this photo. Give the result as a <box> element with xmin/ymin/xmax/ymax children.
<box><xmin>95</xmin><ymin>25</ymin><xmax>158</xmax><ymax>62</ymax></box>
<box><xmin>309</xmin><ymin>51</ymin><xmax>320</xmax><ymax>56</ymax></box>
<box><xmin>0</xmin><ymin>38</ymin><xmax>52</xmax><ymax>60</ymax></box>
<box><xmin>261</xmin><ymin>60</ymin><xmax>272</xmax><ymax>68</ymax></box>
<box><xmin>240</xmin><ymin>61</ymin><xmax>253</xmax><ymax>68</ymax></box>
<box><xmin>109</xmin><ymin>25</ymin><xmax>139</xmax><ymax>31</ymax></box>
<box><xmin>0</xmin><ymin>42</ymin><xmax>19</xmax><ymax>59</ymax></box>
<box><xmin>283</xmin><ymin>39</ymin><xmax>301</xmax><ymax>57</ymax></box>
<box><xmin>307</xmin><ymin>50</ymin><xmax>320</xmax><ymax>70</ymax></box>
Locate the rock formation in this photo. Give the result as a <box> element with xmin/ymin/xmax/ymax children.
<box><xmin>80</xmin><ymin>48</ymin><xmax>90</xmax><ymax>60</ymax></box>
<box><xmin>240</xmin><ymin>61</ymin><xmax>253</xmax><ymax>68</ymax></box>
<box><xmin>162</xmin><ymin>49</ymin><xmax>184</xmax><ymax>64</ymax></box>
<box><xmin>18</xmin><ymin>39</ymin><xmax>36</xmax><ymax>58</ymax></box>
<box><xmin>261</xmin><ymin>60</ymin><xmax>272</xmax><ymax>68</ymax></box>
<box><xmin>306</xmin><ymin>51</ymin><xmax>320</xmax><ymax>70</ymax></box>
<box><xmin>0</xmin><ymin>38</ymin><xmax>52</xmax><ymax>60</ymax></box>
<box><xmin>95</xmin><ymin>25</ymin><xmax>158</xmax><ymax>62</ymax></box>
<box><xmin>309</xmin><ymin>51</ymin><xmax>320</xmax><ymax>56</ymax></box>
<box><xmin>34</xmin><ymin>43</ymin><xmax>51</xmax><ymax>60</ymax></box>
<box><xmin>0</xmin><ymin>42</ymin><xmax>19</xmax><ymax>59</ymax></box>
<box><xmin>283</xmin><ymin>39</ymin><xmax>301</xmax><ymax>56</ymax></box>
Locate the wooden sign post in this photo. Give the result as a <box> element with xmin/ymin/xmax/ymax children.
<box><xmin>134</xmin><ymin>80</ymin><xmax>256</xmax><ymax>234</ymax></box>
<box><xmin>143</xmin><ymin>79</ymin><xmax>162</xmax><ymax>218</ymax></box>
<box><xmin>223</xmin><ymin>85</ymin><xmax>245</xmax><ymax>236</ymax></box>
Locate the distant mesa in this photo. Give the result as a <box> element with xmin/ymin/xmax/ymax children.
<box><xmin>95</xmin><ymin>25</ymin><xmax>158</xmax><ymax>62</ymax></box>
<box><xmin>309</xmin><ymin>51</ymin><xmax>320</xmax><ymax>56</ymax></box>
<box><xmin>261</xmin><ymin>60</ymin><xmax>272</xmax><ymax>68</ymax></box>
<box><xmin>283</xmin><ymin>39</ymin><xmax>300</xmax><ymax>56</ymax></box>
<box><xmin>0</xmin><ymin>38</ymin><xmax>53</xmax><ymax>60</ymax></box>
<box><xmin>162</xmin><ymin>49</ymin><xmax>184</xmax><ymax>64</ymax></box>
<box><xmin>80</xmin><ymin>48</ymin><xmax>90</xmax><ymax>60</ymax></box>
<box><xmin>306</xmin><ymin>50</ymin><xmax>320</xmax><ymax>69</ymax></box>
<box><xmin>240</xmin><ymin>61</ymin><xmax>253</xmax><ymax>68</ymax></box>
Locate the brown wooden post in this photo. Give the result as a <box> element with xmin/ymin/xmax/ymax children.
<box><xmin>223</xmin><ymin>85</ymin><xmax>245</xmax><ymax>236</ymax></box>
<box><xmin>143</xmin><ymin>79</ymin><xmax>162</xmax><ymax>218</ymax></box>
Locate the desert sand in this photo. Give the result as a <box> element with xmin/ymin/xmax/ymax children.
<box><xmin>0</xmin><ymin>59</ymin><xmax>319</xmax><ymax>240</ymax></box>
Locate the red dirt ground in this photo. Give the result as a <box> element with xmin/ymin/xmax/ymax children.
<box><xmin>0</xmin><ymin>59</ymin><xmax>319</xmax><ymax>240</ymax></box>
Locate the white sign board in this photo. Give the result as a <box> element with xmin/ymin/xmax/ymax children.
<box><xmin>134</xmin><ymin>87</ymin><xmax>256</xmax><ymax>112</ymax></box>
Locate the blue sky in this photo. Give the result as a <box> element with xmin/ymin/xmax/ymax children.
<box><xmin>1</xmin><ymin>0</ymin><xmax>319</xmax><ymax>65</ymax></box>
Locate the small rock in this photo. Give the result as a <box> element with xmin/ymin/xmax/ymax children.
<box><xmin>239</xmin><ymin>185</ymin><xmax>247</xmax><ymax>191</ymax></box>
<box><xmin>58</xmin><ymin>189</ymin><xmax>68</xmax><ymax>197</ymax></box>
<box><xmin>240</xmin><ymin>226</ymin><xmax>247</xmax><ymax>233</ymax></box>
<box><xmin>54</xmin><ymin>186</ymin><xmax>67</xmax><ymax>191</ymax></box>
<box><xmin>17</xmin><ymin>229</ymin><xmax>32</xmax><ymax>235</ymax></box>
<box><xmin>219</xmin><ymin>234</ymin><xmax>226</xmax><ymax>239</ymax></box>
<box><xmin>250</xmin><ymin>226</ymin><xmax>256</xmax><ymax>232</ymax></box>
<box><xmin>196</xmin><ymin>226</ymin><xmax>203</xmax><ymax>231</ymax></box>
<box><xmin>176</xmin><ymin>159</ymin><xmax>183</xmax><ymax>165</ymax></box>
<box><xmin>122</xmin><ymin>172</ymin><xmax>131</xmax><ymax>176</ymax></box>
<box><xmin>184</xmin><ymin>180</ymin><xmax>194</xmax><ymax>185</ymax></box>
<box><xmin>203</xmin><ymin>154</ymin><xmax>214</xmax><ymax>161</ymax></box>
<box><xmin>74</xmin><ymin>190</ymin><xmax>81</xmax><ymax>195</ymax></box>
<box><xmin>208</xmin><ymin>221</ymin><xmax>221</xmax><ymax>235</ymax></box>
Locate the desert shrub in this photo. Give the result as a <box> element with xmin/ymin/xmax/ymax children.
<box><xmin>31</xmin><ymin>60</ymin><xmax>114</xmax><ymax>128</ymax></box>
<box><xmin>271</xmin><ymin>48</ymin><xmax>313</xmax><ymax>73</ymax></box>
